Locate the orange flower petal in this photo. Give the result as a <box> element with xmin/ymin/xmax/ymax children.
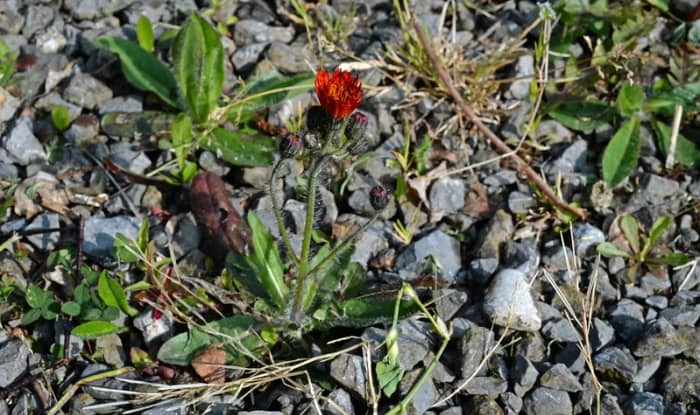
<box><xmin>315</xmin><ymin>68</ymin><xmax>362</xmax><ymax>119</ymax></box>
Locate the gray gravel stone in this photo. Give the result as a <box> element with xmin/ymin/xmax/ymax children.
<box><xmin>508</xmin><ymin>190</ymin><xmax>537</xmax><ymax>214</ymax></box>
<box><xmin>474</xmin><ymin>209</ymin><xmax>513</xmax><ymax>259</ymax></box>
<box><xmin>110</xmin><ymin>142</ymin><xmax>152</xmax><ymax>175</ymax></box>
<box><xmin>633</xmin><ymin>356</ymin><xmax>661</xmax><ymax>384</ymax></box>
<box><xmin>465</xmin><ymin>377</ymin><xmax>508</xmax><ymax>397</ymax></box>
<box><xmin>64</xmin><ymin>114</ymin><xmax>100</xmax><ymax>145</ymax></box>
<box><xmin>523</xmin><ymin>387</ymin><xmax>572</xmax><ymax>415</ymax></box>
<box><xmin>661</xmin><ymin>359</ymin><xmax>700</xmax><ymax>402</ymax></box>
<box><xmin>350</xmin><ymin>219</ymin><xmax>389</xmax><ymax>269</ymax></box>
<box><xmin>512</xmin><ymin>355</ymin><xmax>539</xmax><ymax>397</ymax></box>
<box><xmin>591</xmin><ymin>317</ymin><xmax>615</xmax><ymax>351</ymax></box>
<box><xmin>0</xmin><ymin>340</ymin><xmax>30</xmax><ymax>388</ymax></box>
<box><xmin>266</xmin><ymin>42</ymin><xmax>315</xmax><ymax>74</ymax></box>
<box><xmin>545</xmin><ymin>139</ymin><xmax>590</xmax><ymax>176</ymax></box>
<box><xmin>538</xmin><ymin>302</ymin><xmax>578</xmax><ymax>343</ymax></box>
<box><xmin>133</xmin><ymin>309</ymin><xmax>174</xmax><ymax>347</ymax></box>
<box><xmin>645</xmin><ymin>295</ymin><xmax>668</xmax><ymax>309</ymax></box>
<box><xmin>429</xmin><ymin>176</ymin><xmax>465</xmax><ymax>218</ymax></box>
<box><xmin>573</xmin><ymin>223</ymin><xmax>605</xmax><ymax>258</ymax></box>
<box><xmin>23</xmin><ymin>5</ymin><xmax>55</xmax><ymax>38</ymax></box>
<box><xmin>461</xmin><ymin>325</ymin><xmax>495</xmax><ymax>379</ymax></box>
<box><xmin>501</xmin><ymin>240</ymin><xmax>540</xmax><ymax>276</ymax></box>
<box><xmin>323</xmin><ymin>389</ymin><xmax>354</xmax><ymax>415</ymax></box>
<box><xmin>396</xmin><ymin>320</ymin><xmax>432</xmax><ymax>371</ymax></box>
<box><xmin>330</xmin><ymin>354</ymin><xmax>366</xmax><ymax>399</ymax></box>
<box><xmin>622</xmin><ymin>392</ymin><xmax>664</xmax><ymax>415</ymax></box>
<box><xmin>0</xmin><ymin>88</ymin><xmax>20</xmax><ymax>124</ymax></box>
<box><xmin>64</xmin><ymin>0</ymin><xmax>135</xmax><ymax>20</ymax></box>
<box><xmin>434</xmin><ymin>288</ymin><xmax>468</xmax><ymax>321</ymax></box>
<box><xmin>2</xmin><ymin>118</ymin><xmax>47</xmax><ymax>165</ymax></box>
<box><xmin>0</xmin><ymin>3</ymin><xmax>24</xmax><ymax>34</ymax></box>
<box><xmin>483</xmin><ymin>269</ymin><xmax>541</xmax><ymax>332</ymax></box>
<box><xmin>84</xmin><ymin>215</ymin><xmax>141</xmax><ymax>257</ymax></box>
<box><xmin>594</xmin><ymin>346</ymin><xmax>637</xmax><ymax>383</ymax></box>
<box><xmin>395</xmin><ymin>229</ymin><xmax>461</xmax><ymax>282</ymax></box>
<box><xmin>25</xmin><ymin>213</ymin><xmax>60</xmax><ymax>251</ymax></box>
<box><xmin>539</xmin><ymin>363</ymin><xmax>582</xmax><ymax>393</ymax></box>
<box><xmin>659</xmin><ymin>305</ymin><xmax>700</xmax><ymax>326</ymax></box>
<box><xmin>232</xmin><ymin>42</ymin><xmax>269</xmax><ymax>74</ymax></box>
<box><xmin>510</xmin><ymin>55</ymin><xmax>533</xmax><ymax>99</ymax></box>
<box><xmin>64</xmin><ymin>72</ymin><xmax>113</xmax><ymax>109</ymax></box>
<box><xmin>234</xmin><ymin>20</ymin><xmax>295</xmax><ymax>45</ymax></box>
<box><xmin>97</xmin><ymin>95</ymin><xmax>143</xmax><ymax>114</ymax></box>
<box><xmin>633</xmin><ymin>318</ymin><xmax>688</xmax><ymax>357</ymax></box>
<box><xmin>610</xmin><ymin>299</ymin><xmax>645</xmax><ymax>345</ymax></box>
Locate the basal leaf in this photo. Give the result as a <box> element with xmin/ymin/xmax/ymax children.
<box><xmin>650</xmin><ymin>118</ymin><xmax>700</xmax><ymax>168</ymax></box>
<box><xmin>96</xmin><ymin>36</ymin><xmax>179</xmax><ymax>108</ymax></box>
<box><xmin>646</xmin><ymin>252</ymin><xmax>688</xmax><ymax>266</ymax></box>
<box><xmin>246</xmin><ymin>211</ymin><xmax>288</xmax><ymax>309</ymax></box>
<box><xmin>596</xmin><ymin>242</ymin><xmax>630</xmax><ymax>258</ymax></box>
<box><xmin>200</xmin><ymin>128</ymin><xmax>274</xmax><ymax>167</ymax></box>
<box><xmin>548</xmin><ymin>100</ymin><xmax>613</xmax><ymax>131</ymax></box>
<box><xmin>616</xmin><ymin>83</ymin><xmax>644</xmax><ymax>117</ymax></box>
<box><xmin>72</xmin><ymin>321</ymin><xmax>124</xmax><ymax>339</ymax></box>
<box><xmin>172</xmin><ymin>13</ymin><xmax>224</xmax><ymax>123</ymax></box>
<box><xmin>98</xmin><ymin>271</ymin><xmax>139</xmax><ymax>317</ymax></box>
<box><xmin>171</xmin><ymin>113</ymin><xmax>193</xmax><ymax>171</ymax></box>
<box><xmin>51</xmin><ymin>105</ymin><xmax>71</xmax><ymax>132</ymax></box>
<box><xmin>619</xmin><ymin>215</ymin><xmax>640</xmax><ymax>254</ymax></box>
<box><xmin>157</xmin><ymin>316</ymin><xmax>261</xmax><ymax>366</ymax></box>
<box><xmin>602</xmin><ymin>116</ymin><xmax>640</xmax><ymax>187</ymax></box>
<box><xmin>101</xmin><ymin>111</ymin><xmax>174</xmax><ymax>138</ymax></box>
<box><xmin>318</xmin><ymin>295</ymin><xmax>418</xmax><ymax>329</ymax></box>
<box><xmin>641</xmin><ymin>216</ymin><xmax>672</xmax><ymax>261</ymax></box>
<box><xmin>136</xmin><ymin>15</ymin><xmax>155</xmax><ymax>53</ymax></box>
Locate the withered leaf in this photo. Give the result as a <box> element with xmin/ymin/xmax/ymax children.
<box><xmin>191</xmin><ymin>343</ymin><xmax>226</xmax><ymax>384</ymax></box>
<box><xmin>190</xmin><ymin>172</ymin><xmax>252</xmax><ymax>258</ymax></box>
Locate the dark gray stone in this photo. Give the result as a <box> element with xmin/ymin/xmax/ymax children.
<box><xmin>2</xmin><ymin>118</ymin><xmax>47</xmax><ymax>165</ymax></box>
<box><xmin>590</xmin><ymin>317</ymin><xmax>615</xmax><ymax>351</ymax></box>
<box><xmin>232</xmin><ymin>42</ymin><xmax>268</xmax><ymax>74</ymax></box>
<box><xmin>633</xmin><ymin>356</ymin><xmax>661</xmax><ymax>384</ymax></box>
<box><xmin>539</xmin><ymin>363</ymin><xmax>582</xmax><ymax>392</ymax></box>
<box><xmin>64</xmin><ymin>0</ymin><xmax>135</xmax><ymax>20</ymax></box>
<box><xmin>266</xmin><ymin>42</ymin><xmax>315</xmax><ymax>74</ymax></box>
<box><xmin>573</xmin><ymin>223</ymin><xmax>605</xmax><ymax>258</ymax></box>
<box><xmin>330</xmin><ymin>354</ymin><xmax>366</xmax><ymax>399</ymax></box>
<box><xmin>610</xmin><ymin>299</ymin><xmax>645</xmax><ymax>345</ymax></box>
<box><xmin>633</xmin><ymin>318</ymin><xmax>688</xmax><ymax>357</ymax></box>
<box><xmin>64</xmin><ymin>114</ymin><xmax>100</xmax><ymax>145</ymax></box>
<box><xmin>323</xmin><ymin>389</ymin><xmax>354</xmax><ymax>415</ymax></box>
<box><xmin>0</xmin><ymin>340</ymin><xmax>30</xmax><ymax>388</ymax></box>
<box><xmin>0</xmin><ymin>88</ymin><xmax>20</xmax><ymax>124</ymax></box>
<box><xmin>0</xmin><ymin>3</ymin><xmax>23</xmax><ymax>34</ymax></box>
<box><xmin>350</xmin><ymin>218</ymin><xmax>389</xmax><ymax>269</ymax></box>
<box><xmin>484</xmin><ymin>269</ymin><xmax>541</xmax><ymax>332</ymax></box>
<box><xmin>474</xmin><ymin>210</ymin><xmax>513</xmax><ymax>259</ymax></box>
<box><xmin>645</xmin><ymin>295</ymin><xmax>668</xmax><ymax>309</ymax></box>
<box><xmin>461</xmin><ymin>325</ymin><xmax>495</xmax><ymax>379</ymax></box>
<box><xmin>508</xmin><ymin>190</ymin><xmax>537</xmax><ymax>214</ymax></box>
<box><xmin>512</xmin><ymin>355</ymin><xmax>539</xmax><ymax>397</ymax></box>
<box><xmin>661</xmin><ymin>359</ymin><xmax>700</xmax><ymax>402</ymax></box>
<box><xmin>25</xmin><ymin>213</ymin><xmax>60</xmax><ymax>251</ymax></box>
<box><xmin>110</xmin><ymin>142</ymin><xmax>152</xmax><ymax>175</ymax></box>
<box><xmin>599</xmin><ymin>394</ymin><xmax>624</xmax><ymax>415</ymax></box>
<box><xmin>63</xmin><ymin>72</ymin><xmax>113</xmax><ymax>109</ymax></box>
<box><xmin>465</xmin><ymin>377</ymin><xmax>508</xmax><ymax>397</ymax></box>
<box><xmin>522</xmin><ymin>387</ymin><xmax>572</xmax><ymax>415</ymax></box>
<box><xmin>395</xmin><ymin>229</ymin><xmax>461</xmax><ymax>282</ymax></box>
<box><xmin>395</xmin><ymin>319</ymin><xmax>432</xmax><ymax>371</ymax></box>
<box><xmin>465</xmin><ymin>258</ymin><xmax>499</xmax><ymax>284</ymax></box>
<box><xmin>501</xmin><ymin>240</ymin><xmax>540</xmax><ymax>276</ymax></box>
<box><xmin>545</xmin><ymin>139</ymin><xmax>590</xmax><ymax>176</ymax></box>
<box><xmin>84</xmin><ymin>215</ymin><xmax>141</xmax><ymax>257</ymax></box>
<box><xmin>593</xmin><ymin>346</ymin><xmax>637</xmax><ymax>383</ymax></box>
<box><xmin>434</xmin><ymin>288</ymin><xmax>468</xmax><ymax>321</ymax></box>
<box><xmin>538</xmin><ymin>302</ymin><xmax>578</xmax><ymax>343</ymax></box>
<box><xmin>233</xmin><ymin>20</ymin><xmax>294</xmax><ymax>45</ymax></box>
<box><xmin>97</xmin><ymin>95</ymin><xmax>143</xmax><ymax>114</ymax></box>
<box><xmin>22</xmin><ymin>5</ymin><xmax>55</xmax><ymax>38</ymax></box>
<box><xmin>622</xmin><ymin>392</ymin><xmax>664</xmax><ymax>415</ymax></box>
<box><xmin>553</xmin><ymin>343</ymin><xmax>586</xmax><ymax>376</ymax></box>
<box><xmin>659</xmin><ymin>305</ymin><xmax>700</xmax><ymax>326</ymax></box>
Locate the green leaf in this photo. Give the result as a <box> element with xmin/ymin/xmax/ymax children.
<box><xmin>619</xmin><ymin>215</ymin><xmax>640</xmax><ymax>254</ymax></box>
<box><xmin>649</xmin><ymin>81</ymin><xmax>700</xmax><ymax>116</ymax></box>
<box><xmin>157</xmin><ymin>316</ymin><xmax>261</xmax><ymax>366</ymax></box>
<box><xmin>41</xmin><ymin>302</ymin><xmax>59</xmax><ymax>320</ymax></box>
<box><xmin>646</xmin><ymin>252</ymin><xmax>688</xmax><ymax>266</ymax></box>
<box><xmin>596</xmin><ymin>242</ymin><xmax>631</xmax><ymax>258</ymax></box>
<box><xmin>180</xmin><ymin>161</ymin><xmax>198</xmax><ymax>183</ymax></box>
<box><xmin>136</xmin><ymin>15</ymin><xmax>155</xmax><ymax>53</ymax></box>
<box><xmin>96</xmin><ymin>36</ymin><xmax>179</xmax><ymax>108</ymax></box>
<box><xmin>318</xmin><ymin>295</ymin><xmax>419</xmax><ymax>329</ymax></box>
<box><xmin>646</xmin><ymin>0</ymin><xmax>669</xmax><ymax>12</ymax></box>
<box><xmin>21</xmin><ymin>308</ymin><xmax>42</xmax><ymax>325</ymax></box>
<box><xmin>226</xmin><ymin>71</ymin><xmax>315</xmax><ymax>123</ymax></box>
<box><xmin>51</xmin><ymin>105</ymin><xmax>71</xmax><ymax>132</ymax></box>
<box><xmin>72</xmin><ymin>321</ymin><xmax>124</xmax><ymax>339</ymax></box>
<box><xmin>650</xmin><ymin>118</ymin><xmax>700</xmax><ymax>168</ymax></box>
<box><xmin>548</xmin><ymin>100</ymin><xmax>613</xmax><ymax>131</ymax></box>
<box><xmin>246</xmin><ymin>211</ymin><xmax>288</xmax><ymax>309</ymax></box>
<box><xmin>376</xmin><ymin>360</ymin><xmax>404</xmax><ymax>397</ymax></box>
<box><xmin>61</xmin><ymin>301</ymin><xmax>81</xmax><ymax>317</ymax></box>
<box><xmin>640</xmin><ymin>216</ymin><xmax>672</xmax><ymax>261</ymax></box>
<box><xmin>602</xmin><ymin>116</ymin><xmax>641</xmax><ymax>187</ymax></box>
<box><xmin>225</xmin><ymin>251</ymin><xmax>267</xmax><ymax>299</ymax></box>
<box><xmin>616</xmin><ymin>83</ymin><xmax>644</xmax><ymax>117</ymax></box>
<box><xmin>98</xmin><ymin>271</ymin><xmax>139</xmax><ymax>317</ymax></box>
<box><xmin>113</xmin><ymin>234</ymin><xmax>139</xmax><ymax>263</ymax></box>
<box><xmin>74</xmin><ymin>284</ymin><xmax>90</xmax><ymax>305</ymax></box>
<box><xmin>415</xmin><ymin>134</ymin><xmax>431</xmax><ymax>175</ymax></box>
<box><xmin>303</xmin><ymin>243</ymin><xmax>355</xmax><ymax>311</ymax></box>
<box><xmin>172</xmin><ymin>13</ymin><xmax>224</xmax><ymax>123</ymax></box>
<box><xmin>171</xmin><ymin>113</ymin><xmax>193</xmax><ymax>172</ymax></box>
<box><xmin>137</xmin><ymin>218</ymin><xmax>149</xmax><ymax>253</ymax></box>
<box><xmin>26</xmin><ymin>286</ymin><xmax>50</xmax><ymax>309</ymax></box>
<box><xmin>101</xmin><ymin>306</ymin><xmax>121</xmax><ymax>321</ymax></box>
<box><xmin>200</xmin><ymin>128</ymin><xmax>274</xmax><ymax>167</ymax></box>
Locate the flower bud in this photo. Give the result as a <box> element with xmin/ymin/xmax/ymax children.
<box><xmin>369</xmin><ymin>184</ymin><xmax>390</xmax><ymax>210</ymax></box>
<box><xmin>280</xmin><ymin>132</ymin><xmax>303</xmax><ymax>158</ymax></box>
<box><xmin>306</xmin><ymin>105</ymin><xmax>332</xmax><ymax>135</ymax></box>
<box><xmin>345</xmin><ymin>112</ymin><xmax>369</xmax><ymax>155</ymax></box>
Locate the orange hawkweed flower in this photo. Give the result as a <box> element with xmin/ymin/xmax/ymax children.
<box><xmin>314</xmin><ymin>68</ymin><xmax>362</xmax><ymax>119</ymax></box>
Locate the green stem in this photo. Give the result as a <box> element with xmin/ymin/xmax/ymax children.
<box><xmin>291</xmin><ymin>157</ymin><xmax>324</xmax><ymax>321</ymax></box>
<box><xmin>270</xmin><ymin>159</ymin><xmax>299</xmax><ymax>265</ymax></box>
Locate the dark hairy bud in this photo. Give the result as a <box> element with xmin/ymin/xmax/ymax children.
<box><xmin>306</xmin><ymin>105</ymin><xmax>332</xmax><ymax>135</ymax></box>
<box><xmin>280</xmin><ymin>132</ymin><xmax>303</xmax><ymax>158</ymax></box>
<box><xmin>346</xmin><ymin>111</ymin><xmax>369</xmax><ymax>155</ymax></box>
<box><xmin>369</xmin><ymin>184</ymin><xmax>390</xmax><ymax>210</ymax></box>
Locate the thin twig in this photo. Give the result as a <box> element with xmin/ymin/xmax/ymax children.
<box><xmin>665</xmin><ymin>104</ymin><xmax>683</xmax><ymax>169</ymax></box>
<box><xmin>410</xmin><ymin>18</ymin><xmax>587</xmax><ymax>221</ymax></box>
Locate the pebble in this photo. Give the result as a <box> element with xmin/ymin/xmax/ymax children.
<box><xmin>323</xmin><ymin>389</ymin><xmax>354</xmax><ymax>415</ymax></box>
<box><xmin>539</xmin><ymin>363</ymin><xmax>582</xmax><ymax>393</ymax></box>
<box><xmin>83</xmin><ymin>215</ymin><xmax>141</xmax><ymax>257</ymax></box>
<box><xmin>2</xmin><ymin>118</ymin><xmax>47</xmax><ymax>165</ymax></box>
<box><xmin>522</xmin><ymin>387</ymin><xmax>572</xmax><ymax>415</ymax></box>
<box><xmin>0</xmin><ymin>87</ymin><xmax>20</xmax><ymax>124</ymax></box>
<box><xmin>266</xmin><ymin>42</ymin><xmax>315</xmax><ymax>74</ymax></box>
<box><xmin>395</xmin><ymin>229</ymin><xmax>462</xmax><ymax>282</ymax></box>
<box><xmin>25</xmin><ymin>213</ymin><xmax>60</xmax><ymax>251</ymax></box>
<box><xmin>64</xmin><ymin>114</ymin><xmax>100</xmax><ymax>145</ymax></box>
<box><xmin>622</xmin><ymin>392</ymin><xmax>664</xmax><ymax>415</ymax></box>
<box><xmin>0</xmin><ymin>340</ymin><xmax>31</xmax><ymax>388</ymax></box>
<box><xmin>233</xmin><ymin>20</ymin><xmax>294</xmax><ymax>45</ymax></box>
<box><xmin>633</xmin><ymin>318</ymin><xmax>688</xmax><ymax>357</ymax></box>
<box><xmin>483</xmin><ymin>269</ymin><xmax>541</xmax><ymax>332</ymax></box>
<box><xmin>63</xmin><ymin>72</ymin><xmax>113</xmax><ymax>109</ymax></box>
<box><xmin>330</xmin><ymin>354</ymin><xmax>367</xmax><ymax>399</ymax></box>
<box><xmin>464</xmin><ymin>377</ymin><xmax>508</xmax><ymax>397</ymax></box>
<box><xmin>461</xmin><ymin>325</ymin><xmax>494</xmax><ymax>379</ymax></box>
<box><xmin>501</xmin><ymin>240</ymin><xmax>540</xmax><ymax>276</ymax></box>
<box><xmin>429</xmin><ymin>176</ymin><xmax>465</xmax><ymax>219</ymax></box>
<box><xmin>473</xmin><ymin>210</ymin><xmax>514</xmax><ymax>259</ymax></box>
<box><xmin>133</xmin><ymin>309</ymin><xmax>174</xmax><ymax>347</ymax></box>
<box><xmin>97</xmin><ymin>95</ymin><xmax>143</xmax><ymax>114</ymax></box>
<box><xmin>593</xmin><ymin>346</ymin><xmax>637</xmax><ymax>383</ymax></box>
<box><xmin>507</xmin><ymin>190</ymin><xmax>537</xmax><ymax>214</ymax></box>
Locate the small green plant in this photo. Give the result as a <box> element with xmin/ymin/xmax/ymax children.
<box><xmin>157</xmin><ymin>69</ymin><xmax>420</xmax><ymax>367</ymax></box>
<box><xmin>386</xmin><ymin>127</ymin><xmax>431</xmax><ymax>200</ymax></box>
<box><xmin>136</xmin><ymin>15</ymin><xmax>155</xmax><ymax>53</ymax></box>
<box><xmin>597</xmin><ymin>214</ymin><xmax>688</xmax><ymax>281</ymax></box>
<box><xmin>51</xmin><ymin>105</ymin><xmax>71</xmax><ymax>132</ymax></box>
<box><xmin>96</xmin><ymin>13</ymin><xmax>314</xmax><ymax>183</ymax></box>
<box><xmin>0</xmin><ymin>38</ymin><xmax>18</xmax><ymax>87</ymax></box>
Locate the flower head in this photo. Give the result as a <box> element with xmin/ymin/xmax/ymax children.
<box><xmin>369</xmin><ymin>184</ymin><xmax>390</xmax><ymax>210</ymax></box>
<box><xmin>280</xmin><ymin>132</ymin><xmax>303</xmax><ymax>158</ymax></box>
<box><xmin>315</xmin><ymin>69</ymin><xmax>362</xmax><ymax>119</ymax></box>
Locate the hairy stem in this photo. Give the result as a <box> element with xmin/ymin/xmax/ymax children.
<box><xmin>411</xmin><ymin>18</ymin><xmax>588</xmax><ymax>221</ymax></box>
<box><xmin>270</xmin><ymin>159</ymin><xmax>299</xmax><ymax>265</ymax></box>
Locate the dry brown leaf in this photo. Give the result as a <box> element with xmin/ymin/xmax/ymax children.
<box><xmin>191</xmin><ymin>343</ymin><xmax>226</xmax><ymax>384</ymax></box>
<box><xmin>37</xmin><ymin>185</ymin><xmax>70</xmax><ymax>215</ymax></box>
<box><xmin>462</xmin><ymin>182</ymin><xmax>490</xmax><ymax>217</ymax></box>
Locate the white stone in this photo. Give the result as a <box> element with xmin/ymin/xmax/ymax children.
<box><xmin>483</xmin><ymin>269</ymin><xmax>541</xmax><ymax>332</ymax></box>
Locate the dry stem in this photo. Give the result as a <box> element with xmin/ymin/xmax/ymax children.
<box><xmin>410</xmin><ymin>18</ymin><xmax>588</xmax><ymax>221</ymax></box>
